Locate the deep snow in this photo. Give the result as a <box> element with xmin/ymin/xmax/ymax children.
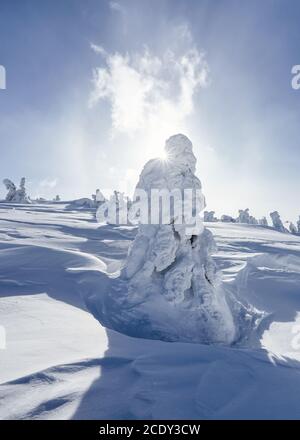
<box><xmin>0</xmin><ymin>202</ymin><xmax>300</xmax><ymax>419</ymax></box>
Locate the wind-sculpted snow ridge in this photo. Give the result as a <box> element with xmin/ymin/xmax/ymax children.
<box><xmin>66</xmin><ymin>198</ymin><xmax>95</xmax><ymax>210</ymax></box>
<box><xmin>87</xmin><ymin>134</ymin><xmax>261</xmax><ymax>345</ymax></box>
<box><xmin>66</xmin><ymin>189</ymin><xmax>107</xmax><ymax>211</ymax></box>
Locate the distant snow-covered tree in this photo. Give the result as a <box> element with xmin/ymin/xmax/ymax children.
<box><xmin>289</xmin><ymin>222</ymin><xmax>297</xmax><ymax>234</ymax></box>
<box><xmin>107</xmin><ymin>191</ymin><xmax>129</xmax><ymax>224</ymax></box>
<box><xmin>96</xmin><ymin>189</ymin><xmax>105</xmax><ymax>203</ymax></box>
<box><xmin>259</xmin><ymin>217</ymin><xmax>268</xmax><ymax>227</ymax></box>
<box><xmin>204</xmin><ymin>211</ymin><xmax>218</xmax><ymax>222</ymax></box>
<box><xmin>236</xmin><ymin>209</ymin><xmax>257</xmax><ymax>225</ymax></box>
<box><xmin>270</xmin><ymin>211</ymin><xmax>286</xmax><ymax>233</ymax></box>
<box><xmin>3</xmin><ymin>177</ymin><xmax>31</xmax><ymax>204</ymax></box>
<box><xmin>297</xmin><ymin>216</ymin><xmax>300</xmax><ymax>234</ymax></box>
<box><xmin>3</xmin><ymin>179</ymin><xmax>17</xmax><ymax>201</ymax></box>
<box><xmin>221</xmin><ymin>215</ymin><xmax>236</xmax><ymax>223</ymax></box>
<box><xmin>237</xmin><ymin>208</ymin><xmax>250</xmax><ymax>224</ymax></box>
<box><xmin>53</xmin><ymin>195</ymin><xmax>60</xmax><ymax>202</ymax></box>
<box><xmin>249</xmin><ymin>215</ymin><xmax>258</xmax><ymax>225</ymax></box>
<box><xmin>92</xmin><ymin>189</ymin><xmax>106</xmax><ymax>206</ymax></box>
<box><xmin>14</xmin><ymin>177</ymin><xmax>31</xmax><ymax>203</ymax></box>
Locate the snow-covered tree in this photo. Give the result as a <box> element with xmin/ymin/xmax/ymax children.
<box><xmin>270</xmin><ymin>211</ymin><xmax>286</xmax><ymax>233</ymax></box>
<box><xmin>53</xmin><ymin>195</ymin><xmax>60</xmax><ymax>202</ymax></box>
<box><xmin>259</xmin><ymin>217</ymin><xmax>268</xmax><ymax>227</ymax></box>
<box><xmin>236</xmin><ymin>209</ymin><xmax>257</xmax><ymax>225</ymax></box>
<box><xmin>204</xmin><ymin>211</ymin><xmax>218</xmax><ymax>222</ymax></box>
<box><xmin>92</xmin><ymin>189</ymin><xmax>106</xmax><ymax>206</ymax></box>
<box><xmin>19</xmin><ymin>177</ymin><xmax>26</xmax><ymax>198</ymax></box>
<box><xmin>89</xmin><ymin>134</ymin><xmax>262</xmax><ymax>344</ymax></box>
<box><xmin>237</xmin><ymin>208</ymin><xmax>250</xmax><ymax>224</ymax></box>
<box><xmin>249</xmin><ymin>215</ymin><xmax>258</xmax><ymax>225</ymax></box>
<box><xmin>3</xmin><ymin>179</ymin><xmax>16</xmax><ymax>201</ymax></box>
<box><xmin>105</xmin><ymin>190</ymin><xmax>129</xmax><ymax>225</ymax></box>
<box><xmin>3</xmin><ymin>177</ymin><xmax>30</xmax><ymax>203</ymax></box>
<box><xmin>297</xmin><ymin>216</ymin><xmax>300</xmax><ymax>234</ymax></box>
<box><xmin>221</xmin><ymin>215</ymin><xmax>236</xmax><ymax>223</ymax></box>
<box><xmin>289</xmin><ymin>222</ymin><xmax>297</xmax><ymax>234</ymax></box>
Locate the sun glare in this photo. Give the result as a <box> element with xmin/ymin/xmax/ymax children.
<box><xmin>158</xmin><ymin>149</ymin><xmax>169</xmax><ymax>161</ymax></box>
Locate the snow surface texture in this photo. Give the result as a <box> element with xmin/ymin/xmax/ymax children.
<box><xmin>1</xmin><ymin>203</ymin><xmax>300</xmax><ymax>419</ymax></box>
<box><xmin>66</xmin><ymin>190</ymin><xmax>106</xmax><ymax>211</ymax></box>
<box><xmin>90</xmin><ymin>135</ymin><xmax>243</xmax><ymax>344</ymax></box>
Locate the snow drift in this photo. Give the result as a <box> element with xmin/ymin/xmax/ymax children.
<box><xmin>1</xmin><ymin>202</ymin><xmax>300</xmax><ymax>419</ymax></box>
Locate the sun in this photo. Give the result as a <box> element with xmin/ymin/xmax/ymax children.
<box><xmin>158</xmin><ymin>149</ymin><xmax>169</xmax><ymax>161</ymax></box>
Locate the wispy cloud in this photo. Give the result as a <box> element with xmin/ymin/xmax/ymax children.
<box><xmin>90</xmin><ymin>43</ymin><xmax>107</xmax><ymax>56</ymax></box>
<box><xmin>39</xmin><ymin>178</ymin><xmax>58</xmax><ymax>189</ymax></box>
<box><xmin>90</xmin><ymin>27</ymin><xmax>209</xmax><ymax>149</ymax></box>
<box><xmin>109</xmin><ymin>1</ymin><xmax>126</xmax><ymax>16</ymax></box>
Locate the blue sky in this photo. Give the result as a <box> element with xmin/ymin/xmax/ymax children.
<box><xmin>0</xmin><ymin>0</ymin><xmax>299</xmax><ymax>222</ymax></box>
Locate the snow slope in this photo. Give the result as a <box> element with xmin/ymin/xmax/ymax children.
<box><xmin>0</xmin><ymin>203</ymin><xmax>300</xmax><ymax>419</ymax></box>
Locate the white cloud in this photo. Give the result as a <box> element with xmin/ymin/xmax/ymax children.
<box><xmin>90</xmin><ymin>42</ymin><xmax>107</xmax><ymax>56</ymax></box>
<box><xmin>39</xmin><ymin>178</ymin><xmax>58</xmax><ymax>189</ymax></box>
<box><xmin>90</xmin><ymin>51</ymin><xmax>208</xmax><ymax>134</ymax></box>
<box><xmin>109</xmin><ymin>1</ymin><xmax>126</xmax><ymax>15</ymax></box>
<box><xmin>90</xmin><ymin>26</ymin><xmax>209</xmax><ymax>157</ymax></box>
